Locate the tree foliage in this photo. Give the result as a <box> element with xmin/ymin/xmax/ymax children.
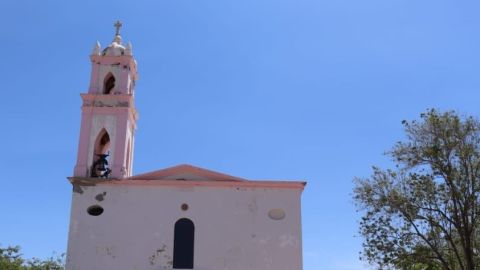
<box><xmin>0</xmin><ymin>245</ymin><xmax>64</xmax><ymax>270</ymax></box>
<box><xmin>354</xmin><ymin>109</ymin><xmax>480</xmax><ymax>270</ymax></box>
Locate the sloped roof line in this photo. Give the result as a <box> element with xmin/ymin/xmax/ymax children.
<box><xmin>128</xmin><ymin>164</ymin><xmax>246</xmax><ymax>182</ymax></box>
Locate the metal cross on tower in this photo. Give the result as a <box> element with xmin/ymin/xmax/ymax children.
<box><xmin>114</xmin><ymin>20</ymin><xmax>123</xmax><ymax>36</ymax></box>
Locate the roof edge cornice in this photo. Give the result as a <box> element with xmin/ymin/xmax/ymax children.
<box><xmin>68</xmin><ymin>177</ymin><xmax>306</xmax><ymax>190</ymax></box>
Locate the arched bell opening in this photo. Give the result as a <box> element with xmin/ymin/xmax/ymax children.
<box><xmin>103</xmin><ymin>73</ymin><xmax>115</xmax><ymax>94</ymax></box>
<box><xmin>90</xmin><ymin>129</ymin><xmax>112</xmax><ymax>178</ymax></box>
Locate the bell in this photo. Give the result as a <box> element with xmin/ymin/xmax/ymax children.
<box><xmin>91</xmin><ymin>153</ymin><xmax>111</xmax><ymax>178</ymax></box>
<box><xmin>96</xmin><ymin>162</ymin><xmax>107</xmax><ymax>172</ymax></box>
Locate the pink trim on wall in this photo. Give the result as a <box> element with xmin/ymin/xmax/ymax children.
<box><xmin>81</xmin><ymin>93</ymin><xmax>133</xmax><ymax>102</ymax></box>
<box><xmin>69</xmin><ymin>177</ymin><xmax>307</xmax><ymax>190</ymax></box>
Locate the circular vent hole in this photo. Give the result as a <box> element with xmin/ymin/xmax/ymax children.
<box><xmin>87</xmin><ymin>205</ymin><xmax>104</xmax><ymax>216</ymax></box>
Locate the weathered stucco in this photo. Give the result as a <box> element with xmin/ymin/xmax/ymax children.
<box><xmin>66</xmin><ymin>180</ymin><xmax>303</xmax><ymax>270</ymax></box>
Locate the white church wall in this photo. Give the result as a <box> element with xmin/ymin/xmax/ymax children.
<box><xmin>66</xmin><ymin>183</ymin><xmax>303</xmax><ymax>270</ymax></box>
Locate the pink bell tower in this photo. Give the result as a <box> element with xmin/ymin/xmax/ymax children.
<box><xmin>73</xmin><ymin>21</ymin><xmax>138</xmax><ymax>179</ymax></box>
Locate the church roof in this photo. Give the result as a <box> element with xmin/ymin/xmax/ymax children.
<box><xmin>122</xmin><ymin>164</ymin><xmax>306</xmax><ymax>189</ymax></box>
<box><xmin>128</xmin><ymin>164</ymin><xmax>246</xmax><ymax>182</ymax></box>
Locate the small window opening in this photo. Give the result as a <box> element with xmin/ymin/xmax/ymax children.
<box><xmin>87</xmin><ymin>205</ymin><xmax>104</xmax><ymax>216</ymax></box>
<box><xmin>103</xmin><ymin>73</ymin><xmax>115</xmax><ymax>94</ymax></box>
<box><xmin>173</xmin><ymin>218</ymin><xmax>195</xmax><ymax>269</ymax></box>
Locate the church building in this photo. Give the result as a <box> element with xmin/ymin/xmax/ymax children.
<box><xmin>66</xmin><ymin>22</ymin><xmax>306</xmax><ymax>270</ymax></box>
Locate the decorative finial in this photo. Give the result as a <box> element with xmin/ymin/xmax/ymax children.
<box><xmin>114</xmin><ymin>20</ymin><xmax>123</xmax><ymax>36</ymax></box>
<box><xmin>125</xmin><ymin>42</ymin><xmax>132</xmax><ymax>55</ymax></box>
<box><xmin>92</xmin><ymin>41</ymin><xmax>101</xmax><ymax>55</ymax></box>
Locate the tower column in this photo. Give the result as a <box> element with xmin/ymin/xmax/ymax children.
<box><xmin>111</xmin><ymin>109</ymin><xmax>130</xmax><ymax>178</ymax></box>
<box><xmin>88</xmin><ymin>62</ymin><xmax>100</xmax><ymax>93</ymax></box>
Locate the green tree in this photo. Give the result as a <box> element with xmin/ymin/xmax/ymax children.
<box><xmin>0</xmin><ymin>246</ymin><xmax>24</xmax><ymax>270</ymax></box>
<box><xmin>0</xmin><ymin>245</ymin><xmax>64</xmax><ymax>270</ymax></box>
<box><xmin>354</xmin><ymin>109</ymin><xmax>480</xmax><ymax>270</ymax></box>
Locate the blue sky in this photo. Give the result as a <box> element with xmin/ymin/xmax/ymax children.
<box><xmin>1</xmin><ymin>0</ymin><xmax>480</xmax><ymax>269</ymax></box>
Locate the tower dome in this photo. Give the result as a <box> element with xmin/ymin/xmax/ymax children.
<box><xmin>102</xmin><ymin>35</ymin><xmax>126</xmax><ymax>56</ymax></box>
